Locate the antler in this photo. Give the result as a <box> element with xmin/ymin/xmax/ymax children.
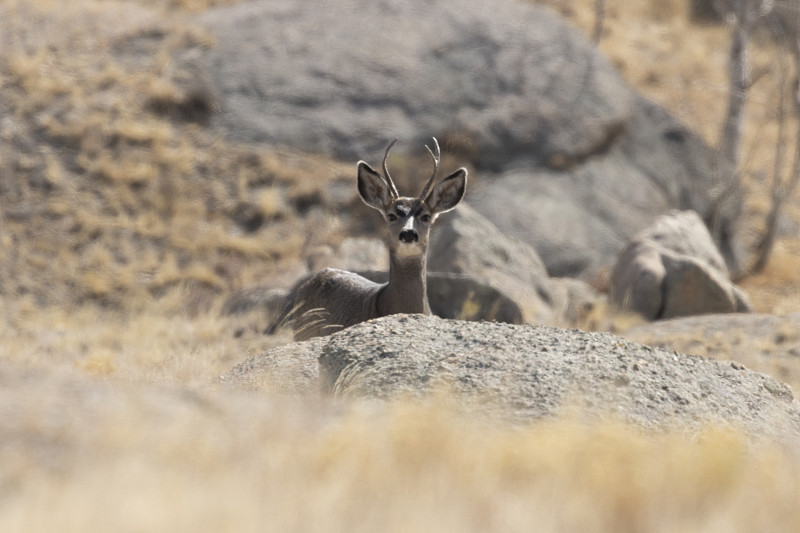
<box><xmin>418</xmin><ymin>137</ymin><xmax>440</xmax><ymax>201</ymax></box>
<box><xmin>381</xmin><ymin>138</ymin><xmax>400</xmax><ymax>199</ymax></box>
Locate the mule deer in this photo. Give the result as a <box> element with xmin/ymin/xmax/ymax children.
<box><xmin>268</xmin><ymin>138</ymin><xmax>467</xmax><ymax>340</ymax></box>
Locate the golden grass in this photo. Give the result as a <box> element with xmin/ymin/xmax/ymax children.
<box><xmin>0</xmin><ymin>357</ymin><xmax>799</xmax><ymax>533</ymax></box>
<box><xmin>740</xmin><ymin>242</ymin><xmax>800</xmax><ymax>314</ymax></box>
<box><xmin>0</xmin><ymin>0</ymin><xmax>349</xmax><ymax>299</ymax></box>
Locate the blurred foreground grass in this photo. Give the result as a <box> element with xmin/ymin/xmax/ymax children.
<box><xmin>1</xmin><ymin>341</ymin><xmax>799</xmax><ymax>533</ymax></box>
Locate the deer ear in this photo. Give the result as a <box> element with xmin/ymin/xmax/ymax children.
<box><xmin>427</xmin><ymin>168</ymin><xmax>467</xmax><ymax>215</ymax></box>
<box><xmin>357</xmin><ymin>161</ymin><xmax>392</xmax><ymax>212</ymax></box>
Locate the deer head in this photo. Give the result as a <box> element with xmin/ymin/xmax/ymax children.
<box><xmin>357</xmin><ymin>138</ymin><xmax>467</xmax><ymax>259</ymax></box>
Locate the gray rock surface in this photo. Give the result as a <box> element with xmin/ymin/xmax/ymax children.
<box><xmin>623</xmin><ymin>312</ymin><xmax>800</xmax><ymax>395</ymax></box>
<box><xmin>428</xmin><ymin>203</ymin><xmax>553</xmax><ymax>323</ymax></box>
<box><xmin>199</xmin><ymin>0</ymin><xmax>631</xmax><ymax>167</ymax></box>
<box><xmin>196</xmin><ymin>0</ymin><xmax>741</xmax><ymax>279</ymax></box>
<box><xmin>223</xmin><ymin>314</ymin><xmax>800</xmax><ymax>439</ymax></box>
<box><xmin>548</xmin><ymin>277</ymin><xmax>602</xmax><ymax>327</ymax></box>
<box><xmin>468</xmin><ymin>101</ymin><xmax>738</xmax><ymax>279</ymax></box>
<box><xmin>610</xmin><ymin>210</ymin><xmax>751</xmax><ymax>320</ymax></box>
<box><xmin>220</xmin><ymin>337</ymin><xmax>325</xmax><ymax>395</ymax></box>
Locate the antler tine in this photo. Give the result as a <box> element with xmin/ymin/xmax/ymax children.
<box><xmin>381</xmin><ymin>138</ymin><xmax>400</xmax><ymax>199</ymax></box>
<box><xmin>419</xmin><ymin>137</ymin><xmax>440</xmax><ymax>201</ymax></box>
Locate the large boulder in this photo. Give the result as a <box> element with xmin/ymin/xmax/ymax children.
<box><xmin>548</xmin><ymin>276</ymin><xmax>603</xmax><ymax>327</ymax></box>
<box><xmin>468</xmin><ymin>100</ymin><xmax>738</xmax><ymax>278</ymax></box>
<box><xmin>610</xmin><ymin>210</ymin><xmax>750</xmax><ymax>320</ymax></box>
<box><xmin>428</xmin><ymin>203</ymin><xmax>553</xmax><ymax>323</ymax></box>
<box><xmin>223</xmin><ymin>314</ymin><xmax>800</xmax><ymax>439</ymax></box>
<box><xmin>196</xmin><ymin>0</ymin><xmax>741</xmax><ymax>279</ymax></box>
<box><xmin>199</xmin><ymin>0</ymin><xmax>631</xmax><ymax>167</ymax></box>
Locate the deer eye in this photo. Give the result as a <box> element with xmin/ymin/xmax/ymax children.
<box><xmin>387</xmin><ymin>213</ymin><xmax>398</xmax><ymax>222</ymax></box>
<box><xmin>420</xmin><ymin>214</ymin><xmax>431</xmax><ymax>223</ymax></box>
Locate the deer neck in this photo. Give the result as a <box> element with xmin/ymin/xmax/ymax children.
<box><xmin>378</xmin><ymin>251</ymin><xmax>430</xmax><ymax>316</ymax></box>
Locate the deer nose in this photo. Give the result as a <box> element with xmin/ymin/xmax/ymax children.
<box><xmin>399</xmin><ymin>229</ymin><xmax>419</xmax><ymax>243</ymax></box>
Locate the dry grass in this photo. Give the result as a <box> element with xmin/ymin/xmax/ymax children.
<box><xmin>2</xmin><ymin>0</ymin><xmax>800</xmax><ymax>530</ymax></box>
<box><xmin>739</xmin><ymin>241</ymin><xmax>800</xmax><ymax>314</ymax></box>
<box><xmin>0</xmin><ymin>295</ymin><xmax>272</xmax><ymax>385</ymax></box>
<box><xmin>0</xmin><ymin>0</ymin><xmax>353</xmax><ymax>310</ymax></box>
<box><xmin>1</xmin><ymin>361</ymin><xmax>800</xmax><ymax>533</ymax></box>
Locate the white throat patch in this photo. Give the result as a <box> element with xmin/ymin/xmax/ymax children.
<box><xmin>395</xmin><ymin>242</ymin><xmax>424</xmax><ymax>257</ymax></box>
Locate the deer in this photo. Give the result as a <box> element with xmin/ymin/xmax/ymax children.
<box><xmin>268</xmin><ymin>138</ymin><xmax>467</xmax><ymax>341</ymax></box>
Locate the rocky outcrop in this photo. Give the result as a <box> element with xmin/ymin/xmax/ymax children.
<box><xmin>610</xmin><ymin>210</ymin><xmax>751</xmax><ymax>320</ymax></box>
<box><xmin>199</xmin><ymin>0</ymin><xmax>631</xmax><ymax>168</ymax></box>
<box><xmin>197</xmin><ymin>0</ymin><xmax>742</xmax><ymax>280</ymax></box>
<box><xmin>428</xmin><ymin>203</ymin><xmax>554</xmax><ymax>323</ymax></box>
<box><xmin>222</xmin><ymin>314</ymin><xmax>800</xmax><ymax>439</ymax></box>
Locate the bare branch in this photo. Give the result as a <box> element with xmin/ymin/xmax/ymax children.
<box><xmin>593</xmin><ymin>0</ymin><xmax>606</xmax><ymax>44</ymax></box>
<box><xmin>745</xmin><ymin>18</ymin><xmax>800</xmax><ymax>275</ymax></box>
<box><xmin>719</xmin><ymin>0</ymin><xmax>752</xmax><ymax>169</ymax></box>
<box><xmin>748</xmin><ymin>56</ymin><xmax>789</xmax><ymax>274</ymax></box>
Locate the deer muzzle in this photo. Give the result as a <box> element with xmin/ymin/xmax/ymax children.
<box><xmin>399</xmin><ymin>229</ymin><xmax>419</xmax><ymax>243</ymax></box>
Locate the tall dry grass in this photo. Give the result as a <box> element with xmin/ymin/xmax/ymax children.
<box><xmin>1</xmin><ymin>366</ymin><xmax>799</xmax><ymax>533</ymax></box>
